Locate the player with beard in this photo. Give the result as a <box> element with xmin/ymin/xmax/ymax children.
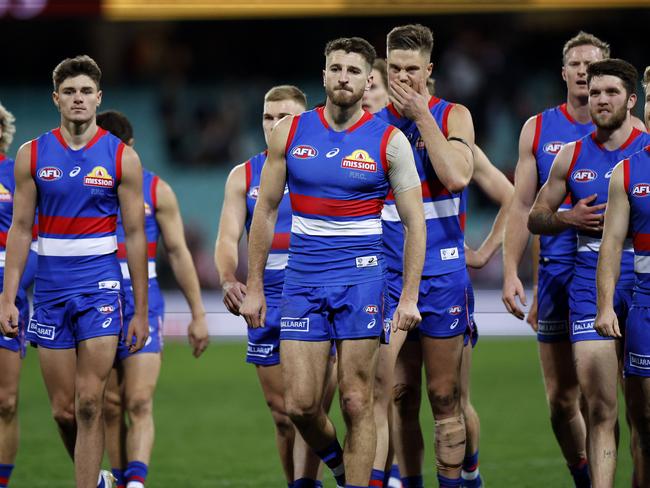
<box><xmin>529</xmin><ymin>58</ymin><xmax>650</xmax><ymax>487</ymax></box>
<box><xmin>240</xmin><ymin>37</ymin><xmax>425</xmax><ymax>488</ymax></box>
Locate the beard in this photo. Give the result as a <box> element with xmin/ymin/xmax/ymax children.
<box><xmin>325</xmin><ymin>85</ymin><xmax>364</xmax><ymax>109</ymax></box>
<box><xmin>591</xmin><ymin>103</ymin><xmax>628</xmax><ymax>131</ymax></box>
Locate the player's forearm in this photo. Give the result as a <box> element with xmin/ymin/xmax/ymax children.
<box><xmin>417</xmin><ymin>114</ymin><xmax>472</xmax><ymax>192</ymax></box>
<box><xmin>168</xmin><ymin>247</ymin><xmax>206</xmax><ymax>319</ymax></box>
<box><xmin>476</xmin><ymin>203</ymin><xmax>510</xmax><ymax>261</ymax></box>
<box><xmin>2</xmin><ymin>225</ymin><xmax>33</xmax><ymax>301</ymax></box>
<box><xmin>503</xmin><ymin>205</ymin><xmax>531</xmax><ymax>278</ymax></box>
<box><xmin>531</xmin><ymin>236</ymin><xmax>540</xmax><ymax>288</ymax></box>
<box><xmin>124</xmin><ymin>230</ymin><xmax>149</xmax><ymax>316</ymax></box>
<box><xmin>596</xmin><ymin>242</ymin><xmax>623</xmax><ymax>311</ymax></box>
<box><xmin>215</xmin><ymin>237</ymin><xmax>239</xmax><ymax>284</ymax></box>
<box><xmin>246</xmin><ymin>205</ymin><xmax>278</xmax><ymax>291</ymax></box>
<box><xmin>400</xmin><ymin>218</ymin><xmax>426</xmax><ymax>302</ymax></box>
<box><xmin>528</xmin><ymin>206</ymin><xmax>570</xmax><ymax>236</ymax></box>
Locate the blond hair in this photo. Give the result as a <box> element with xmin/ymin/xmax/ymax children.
<box><xmin>264</xmin><ymin>85</ymin><xmax>307</xmax><ymax>108</ymax></box>
<box><xmin>562</xmin><ymin>31</ymin><xmax>610</xmax><ymax>64</ymax></box>
<box><xmin>0</xmin><ymin>102</ymin><xmax>16</xmax><ymax>154</ymax></box>
<box><xmin>643</xmin><ymin>66</ymin><xmax>650</xmax><ymax>93</ymax></box>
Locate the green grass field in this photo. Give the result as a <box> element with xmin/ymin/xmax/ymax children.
<box><xmin>12</xmin><ymin>338</ymin><xmax>634</xmax><ymax>487</ymax></box>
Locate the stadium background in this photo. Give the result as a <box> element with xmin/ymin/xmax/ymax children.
<box><xmin>0</xmin><ymin>0</ymin><xmax>647</xmax><ymax>485</ymax></box>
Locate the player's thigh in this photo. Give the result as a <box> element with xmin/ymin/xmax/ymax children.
<box><xmin>76</xmin><ymin>335</ymin><xmax>120</xmax><ymax>393</ymax></box>
<box><xmin>255</xmin><ymin>363</ymin><xmax>286</xmax><ymax>412</ymax></box>
<box><xmin>337</xmin><ymin>337</ymin><xmax>380</xmax><ymax>396</ymax></box>
<box><xmin>421</xmin><ymin>334</ymin><xmax>464</xmax><ymax>389</ymax></box>
<box><xmin>539</xmin><ymin>340</ymin><xmax>580</xmax><ymax>401</ymax></box>
<box><xmin>375</xmin><ymin>328</ymin><xmax>407</xmax><ymax>396</ymax></box>
<box><xmin>122</xmin><ymin>353</ymin><xmax>162</xmax><ymax>404</ymax></box>
<box><xmin>572</xmin><ymin>340</ymin><xmax>619</xmax><ymax>404</ymax></box>
<box><xmin>460</xmin><ymin>343</ymin><xmax>472</xmax><ymax>403</ymax></box>
<box><xmin>0</xmin><ymin>348</ymin><xmax>21</xmax><ymax>401</ymax></box>
<box><xmin>281</xmin><ymin>340</ymin><xmax>332</xmax><ymax>410</ymax></box>
<box><xmin>38</xmin><ymin>346</ymin><xmax>77</xmax><ymax>408</ymax></box>
<box><xmin>394</xmin><ymin>335</ymin><xmax>423</xmax><ymax>391</ymax></box>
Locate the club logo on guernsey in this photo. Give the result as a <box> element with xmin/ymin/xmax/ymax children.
<box><xmin>144</xmin><ymin>202</ymin><xmax>153</xmax><ymax>216</ymax></box>
<box><xmin>543</xmin><ymin>141</ymin><xmax>564</xmax><ymax>155</ymax></box>
<box><xmin>83</xmin><ymin>166</ymin><xmax>114</xmax><ymax>188</ymax></box>
<box><xmin>632</xmin><ymin>183</ymin><xmax>650</xmax><ymax>198</ymax></box>
<box><xmin>341</xmin><ymin>150</ymin><xmax>377</xmax><ymax>172</ymax></box>
<box><xmin>0</xmin><ymin>184</ymin><xmax>12</xmax><ymax>203</ymax></box>
<box><xmin>365</xmin><ymin>305</ymin><xmax>379</xmax><ymax>314</ymax></box>
<box><xmin>38</xmin><ymin>166</ymin><xmax>63</xmax><ymax>181</ymax></box>
<box><xmin>572</xmin><ymin>169</ymin><xmax>597</xmax><ymax>183</ymax></box>
<box><xmin>415</xmin><ymin>137</ymin><xmax>426</xmax><ymax>150</ymax></box>
<box><xmin>291</xmin><ymin>145</ymin><xmax>318</xmax><ymax>159</ymax></box>
<box><xmin>281</xmin><ymin>317</ymin><xmax>310</xmax><ymax>332</ymax></box>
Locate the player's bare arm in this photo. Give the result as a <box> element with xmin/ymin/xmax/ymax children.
<box><xmin>527</xmin><ymin>236</ymin><xmax>540</xmax><ymax>331</ymax></box>
<box><xmin>156</xmin><ymin>178</ymin><xmax>209</xmax><ymax>357</ymax></box>
<box><xmin>239</xmin><ymin>116</ymin><xmax>291</xmax><ymax>329</ymax></box>
<box><xmin>502</xmin><ymin>117</ymin><xmax>540</xmax><ymax>318</ymax></box>
<box><xmin>529</xmin><ymin>142</ymin><xmax>605</xmax><ymax>235</ymax></box>
<box><xmin>466</xmin><ymin>145</ymin><xmax>514</xmax><ymax>268</ymax></box>
<box><xmin>595</xmin><ymin>162</ymin><xmax>628</xmax><ymax>338</ymax></box>
<box><xmin>215</xmin><ymin>163</ymin><xmax>248</xmax><ymax>316</ymax></box>
<box><xmin>0</xmin><ymin>142</ymin><xmax>36</xmax><ymax>336</ymax></box>
<box><xmin>387</xmin><ymin>129</ymin><xmax>425</xmax><ymax>332</ymax></box>
<box><xmin>117</xmin><ymin>145</ymin><xmax>149</xmax><ymax>352</ymax></box>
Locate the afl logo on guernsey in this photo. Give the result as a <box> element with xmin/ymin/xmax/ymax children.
<box><xmin>448</xmin><ymin>305</ymin><xmax>463</xmax><ymax>315</ymax></box>
<box><xmin>543</xmin><ymin>141</ymin><xmax>564</xmax><ymax>155</ymax></box>
<box><xmin>0</xmin><ymin>184</ymin><xmax>12</xmax><ymax>203</ymax></box>
<box><xmin>572</xmin><ymin>169</ymin><xmax>597</xmax><ymax>183</ymax></box>
<box><xmin>291</xmin><ymin>145</ymin><xmax>318</xmax><ymax>159</ymax></box>
<box><xmin>38</xmin><ymin>166</ymin><xmax>63</xmax><ymax>181</ymax></box>
<box><xmin>364</xmin><ymin>305</ymin><xmax>379</xmax><ymax>314</ymax></box>
<box><xmin>84</xmin><ymin>166</ymin><xmax>114</xmax><ymax>188</ymax></box>
<box><xmin>341</xmin><ymin>150</ymin><xmax>377</xmax><ymax>172</ymax></box>
<box><xmin>632</xmin><ymin>183</ymin><xmax>650</xmax><ymax>198</ymax></box>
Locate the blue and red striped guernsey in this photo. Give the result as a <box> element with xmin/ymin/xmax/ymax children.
<box><xmin>533</xmin><ymin>104</ymin><xmax>595</xmax><ymax>263</ymax></box>
<box><xmin>376</xmin><ymin>97</ymin><xmax>464</xmax><ymax>276</ymax></box>
<box><xmin>566</xmin><ymin>128</ymin><xmax>650</xmax><ymax>281</ymax></box>
<box><xmin>116</xmin><ymin>168</ymin><xmax>159</xmax><ymax>285</ymax></box>
<box><xmin>32</xmin><ymin>127</ymin><xmax>123</xmax><ymax>304</ymax></box>
<box><xmin>244</xmin><ymin>151</ymin><xmax>292</xmax><ymax>301</ymax></box>
<box><xmin>624</xmin><ymin>146</ymin><xmax>650</xmax><ymax>306</ymax></box>
<box><xmin>283</xmin><ymin>107</ymin><xmax>393</xmax><ymax>286</ymax></box>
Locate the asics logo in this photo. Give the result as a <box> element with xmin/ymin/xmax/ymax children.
<box><xmin>326</xmin><ymin>148</ymin><xmax>340</xmax><ymax>158</ymax></box>
<box><xmin>69</xmin><ymin>166</ymin><xmax>81</xmax><ymax>177</ymax></box>
<box><xmin>450</xmin><ymin>319</ymin><xmax>459</xmax><ymax>330</ymax></box>
<box><xmin>101</xmin><ymin>318</ymin><xmax>112</xmax><ymax>329</ymax></box>
<box><xmin>367</xmin><ymin>319</ymin><xmax>376</xmax><ymax>329</ymax></box>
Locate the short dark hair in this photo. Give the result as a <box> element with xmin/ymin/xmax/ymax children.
<box><xmin>264</xmin><ymin>85</ymin><xmax>307</xmax><ymax>108</ymax></box>
<box><xmin>587</xmin><ymin>58</ymin><xmax>638</xmax><ymax>97</ymax></box>
<box><xmin>372</xmin><ymin>58</ymin><xmax>388</xmax><ymax>89</ymax></box>
<box><xmin>52</xmin><ymin>55</ymin><xmax>101</xmax><ymax>92</ymax></box>
<box><xmin>387</xmin><ymin>24</ymin><xmax>434</xmax><ymax>58</ymax></box>
<box><xmin>96</xmin><ymin>110</ymin><xmax>133</xmax><ymax>144</ymax></box>
<box><xmin>324</xmin><ymin>37</ymin><xmax>376</xmax><ymax>69</ymax></box>
<box><xmin>563</xmin><ymin>31</ymin><xmax>610</xmax><ymax>64</ymax></box>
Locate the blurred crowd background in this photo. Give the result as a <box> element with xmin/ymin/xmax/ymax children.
<box><xmin>1</xmin><ymin>1</ymin><xmax>648</xmax><ymax>290</ymax></box>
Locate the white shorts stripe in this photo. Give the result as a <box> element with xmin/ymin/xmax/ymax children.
<box><xmin>266</xmin><ymin>253</ymin><xmax>288</xmax><ymax>270</ymax></box>
<box><xmin>38</xmin><ymin>236</ymin><xmax>117</xmax><ymax>257</ymax></box>
<box><xmin>120</xmin><ymin>261</ymin><xmax>157</xmax><ymax>280</ymax></box>
<box><xmin>578</xmin><ymin>235</ymin><xmax>632</xmax><ymax>253</ymax></box>
<box><xmin>291</xmin><ymin>215</ymin><xmax>382</xmax><ymax>236</ymax></box>
<box><xmin>635</xmin><ymin>255</ymin><xmax>650</xmax><ymax>274</ymax></box>
<box><xmin>382</xmin><ymin>197</ymin><xmax>461</xmax><ymax>222</ymax></box>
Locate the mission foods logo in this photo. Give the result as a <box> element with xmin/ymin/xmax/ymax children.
<box><xmin>0</xmin><ymin>184</ymin><xmax>12</xmax><ymax>203</ymax></box>
<box><xmin>572</xmin><ymin>169</ymin><xmax>597</xmax><ymax>183</ymax></box>
<box><xmin>291</xmin><ymin>145</ymin><xmax>318</xmax><ymax>159</ymax></box>
<box><xmin>543</xmin><ymin>141</ymin><xmax>564</xmax><ymax>155</ymax></box>
<box><xmin>632</xmin><ymin>183</ymin><xmax>650</xmax><ymax>198</ymax></box>
<box><xmin>84</xmin><ymin>166</ymin><xmax>114</xmax><ymax>188</ymax></box>
<box><xmin>341</xmin><ymin>150</ymin><xmax>377</xmax><ymax>172</ymax></box>
<box><xmin>38</xmin><ymin>166</ymin><xmax>62</xmax><ymax>181</ymax></box>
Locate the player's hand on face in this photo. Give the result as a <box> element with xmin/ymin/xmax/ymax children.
<box><xmin>389</xmin><ymin>78</ymin><xmax>430</xmax><ymax>122</ymax></box>
<box><xmin>188</xmin><ymin>314</ymin><xmax>209</xmax><ymax>358</ymax></box>
<box><xmin>502</xmin><ymin>274</ymin><xmax>527</xmax><ymax>320</ymax></box>
<box><xmin>0</xmin><ymin>296</ymin><xmax>19</xmax><ymax>338</ymax></box>
<box><xmin>239</xmin><ymin>290</ymin><xmax>266</xmax><ymax>329</ymax></box>
<box><xmin>526</xmin><ymin>288</ymin><xmax>539</xmax><ymax>332</ymax></box>
<box><xmin>222</xmin><ymin>280</ymin><xmax>247</xmax><ymax>316</ymax></box>
<box><xmin>594</xmin><ymin>307</ymin><xmax>621</xmax><ymax>338</ymax></box>
<box><xmin>126</xmin><ymin>313</ymin><xmax>149</xmax><ymax>353</ymax></box>
<box><xmin>563</xmin><ymin>194</ymin><xmax>606</xmax><ymax>234</ymax></box>
<box><xmin>392</xmin><ymin>298</ymin><xmax>421</xmax><ymax>332</ymax></box>
<box><xmin>465</xmin><ymin>246</ymin><xmax>487</xmax><ymax>269</ymax></box>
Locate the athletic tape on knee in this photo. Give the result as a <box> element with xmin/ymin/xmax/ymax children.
<box><xmin>434</xmin><ymin>415</ymin><xmax>466</xmax><ymax>471</ymax></box>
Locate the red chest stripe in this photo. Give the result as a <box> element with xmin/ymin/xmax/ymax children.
<box><xmin>290</xmin><ymin>193</ymin><xmax>383</xmax><ymax>218</ymax></box>
<box><xmin>39</xmin><ymin>215</ymin><xmax>117</xmax><ymax>235</ymax></box>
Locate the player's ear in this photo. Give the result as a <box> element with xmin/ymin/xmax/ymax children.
<box><xmin>561</xmin><ymin>65</ymin><xmax>567</xmax><ymax>82</ymax></box>
<box><xmin>427</xmin><ymin>62</ymin><xmax>433</xmax><ymax>77</ymax></box>
<box><xmin>628</xmin><ymin>92</ymin><xmax>637</xmax><ymax>110</ymax></box>
<box><xmin>52</xmin><ymin>91</ymin><xmax>60</xmax><ymax>111</ymax></box>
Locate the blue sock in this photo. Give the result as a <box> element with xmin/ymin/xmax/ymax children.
<box><xmin>383</xmin><ymin>470</ymin><xmax>391</xmax><ymax>487</ymax></box>
<box><xmin>293</xmin><ymin>479</ymin><xmax>318</xmax><ymax>488</ymax></box>
<box><xmin>461</xmin><ymin>450</ymin><xmax>482</xmax><ymax>487</ymax></box>
<box><xmin>402</xmin><ymin>475</ymin><xmax>424</xmax><ymax>488</ymax></box>
<box><xmin>462</xmin><ymin>451</ymin><xmax>479</xmax><ymax>473</ymax></box>
<box><xmin>125</xmin><ymin>461</ymin><xmax>148</xmax><ymax>487</ymax></box>
<box><xmin>315</xmin><ymin>440</ymin><xmax>345</xmax><ymax>486</ymax></box>
<box><xmin>112</xmin><ymin>468</ymin><xmax>126</xmax><ymax>488</ymax></box>
<box><xmin>0</xmin><ymin>464</ymin><xmax>13</xmax><ymax>488</ymax></box>
<box><xmin>390</xmin><ymin>464</ymin><xmax>401</xmax><ymax>479</ymax></box>
<box><xmin>568</xmin><ymin>459</ymin><xmax>590</xmax><ymax>488</ymax></box>
<box><xmin>315</xmin><ymin>481</ymin><xmax>323</xmax><ymax>488</ymax></box>
<box><xmin>437</xmin><ymin>474</ymin><xmax>462</xmax><ymax>487</ymax></box>
<box><xmin>370</xmin><ymin>468</ymin><xmax>384</xmax><ymax>487</ymax></box>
